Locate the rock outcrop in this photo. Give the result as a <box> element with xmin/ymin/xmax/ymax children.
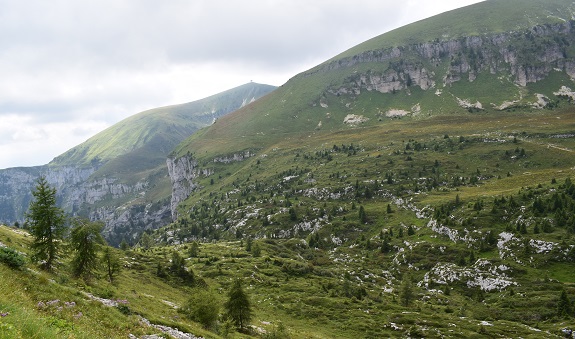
<box><xmin>0</xmin><ymin>163</ymin><xmax>169</xmax><ymax>246</ymax></box>
<box><xmin>323</xmin><ymin>21</ymin><xmax>575</xmax><ymax>97</ymax></box>
<box><xmin>167</xmin><ymin>155</ymin><xmax>202</xmax><ymax>220</ymax></box>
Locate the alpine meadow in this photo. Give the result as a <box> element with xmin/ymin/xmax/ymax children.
<box><xmin>2</xmin><ymin>0</ymin><xmax>575</xmax><ymax>338</ymax></box>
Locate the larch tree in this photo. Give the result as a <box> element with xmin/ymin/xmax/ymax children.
<box><xmin>26</xmin><ymin>176</ymin><xmax>66</xmax><ymax>270</ymax></box>
<box><xmin>69</xmin><ymin>217</ymin><xmax>105</xmax><ymax>279</ymax></box>
<box><xmin>224</xmin><ymin>278</ymin><xmax>252</xmax><ymax>330</ymax></box>
<box><xmin>101</xmin><ymin>246</ymin><xmax>121</xmax><ymax>283</ymax></box>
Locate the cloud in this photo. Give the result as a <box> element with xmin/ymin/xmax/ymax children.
<box><xmin>0</xmin><ymin>0</ymin><xmax>484</xmax><ymax>169</ymax></box>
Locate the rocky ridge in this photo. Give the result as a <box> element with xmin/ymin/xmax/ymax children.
<box><xmin>322</xmin><ymin>21</ymin><xmax>575</xmax><ymax>109</ymax></box>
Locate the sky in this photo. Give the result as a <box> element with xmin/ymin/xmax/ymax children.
<box><xmin>0</xmin><ymin>0</ymin><xmax>484</xmax><ymax>169</ymax></box>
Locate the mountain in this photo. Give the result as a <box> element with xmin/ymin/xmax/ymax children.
<box><xmin>1</xmin><ymin>1</ymin><xmax>575</xmax><ymax>338</ymax></box>
<box><xmin>0</xmin><ymin>82</ymin><xmax>276</xmax><ymax>245</ymax></box>
<box><xmin>168</xmin><ymin>0</ymin><xmax>575</xmax><ymax>218</ymax></box>
<box><xmin>170</xmin><ymin>0</ymin><xmax>575</xmax><ymax>162</ymax></box>
<box><xmin>156</xmin><ymin>0</ymin><xmax>575</xmax><ymax>336</ymax></box>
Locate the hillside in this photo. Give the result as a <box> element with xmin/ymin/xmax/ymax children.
<box><xmin>0</xmin><ymin>83</ymin><xmax>276</xmax><ymax>245</ymax></box>
<box><xmin>172</xmin><ymin>0</ymin><xmax>575</xmax><ymax>160</ymax></box>
<box><xmin>1</xmin><ymin>0</ymin><xmax>575</xmax><ymax>337</ymax></box>
<box><xmin>51</xmin><ymin>82</ymin><xmax>276</xmax><ymax>173</ymax></box>
<box><xmin>157</xmin><ymin>0</ymin><xmax>575</xmax><ymax>337</ymax></box>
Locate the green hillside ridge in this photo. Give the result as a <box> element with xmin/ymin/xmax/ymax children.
<box><xmin>173</xmin><ymin>0</ymin><xmax>575</xmax><ymax>161</ymax></box>
<box><xmin>326</xmin><ymin>0</ymin><xmax>575</xmax><ymax>62</ymax></box>
<box><xmin>52</xmin><ymin>82</ymin><xmax>276</xmax><ymax>178</ymax></box>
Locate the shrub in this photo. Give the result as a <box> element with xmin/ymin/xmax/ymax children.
<box><xmin>180</xmin><ymin>287</ymin><xmax>220</xmax><ymax>329</ymax></box>
<box><xmin>116</xmin><ymin>304</ymin><xmax>132</xmax><ymax>315</ymax></box>
<box><xmin>0</xmin><ymin>246</ymin><xmax>26</xmax><ymax>269</ymax></box>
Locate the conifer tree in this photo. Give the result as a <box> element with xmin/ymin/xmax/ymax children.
<box><xmin>558</xmin><ymin>290</ymin><xmax>573</xmax><ymax>318</ymax></box>
<box><xmin>119</xmin><ymin>239</ymin><xmax>130</xmax><ymax>251</ymax></box>
<box><xmin>140</xmin><ymin>232</ymin><xmax>153</xmax><ymax>250</ymax></box>
<box><xmin>225</xmin><ymin>278</ymin><xmax>252</xmax><ymax>329</ymax></box>
<box><xmin>399</xmin><ymin>273</ymin><xmax>415</xmax><ymax>306</ymax></box>
<box><xmin>69</xmin><ymin>218</ymin><xmax>105</xmax><ymax>279</ymax></box>
<box><xmin>26</xmin><ymin>176</ymin><xmax>66</xmax><ymax>270</ymax></box>
<box><xmin>188</xmin><ymin>241</ymin><xmax>199</xmax><ymax>257</ymax></box>
<box><xmin>101</xmin><ymin>246</ymin><xmax>121</xmax><ymax>283</ymax></box>
<box><xmin>359</xmin><ymin>205</ymin><xmax>367</xmax><ymax>223</ymax></box>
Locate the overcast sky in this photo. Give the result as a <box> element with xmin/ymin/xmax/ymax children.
<box><xmin>0</xmin><ymin>0</ymin><xmax>483</xmax><ymax>169</ymax></box>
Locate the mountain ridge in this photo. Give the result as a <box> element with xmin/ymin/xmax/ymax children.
<box><xmin>169</xmin><ymin>0</ymin><xmax>575</xmax><ymax>168</ymax></box>
<box><xmin>1</xmin><ymin>1</ymin><xmax>575</xmax><ymax>337</ymax></box>
<box><xmin>0</xmin><ymin>82</ymin><xmax>276</xmax><ymax>245</ymax></box>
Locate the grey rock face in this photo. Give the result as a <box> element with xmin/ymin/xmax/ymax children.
<box><xmin>0</xmin><ymin>163</ymin><xmax>168</xmax><ymax>246</ymax></box>
<box><xmin>324</xmin><ymin>22</ymin><xmax>575</xmax><ymax>95</ymax></box>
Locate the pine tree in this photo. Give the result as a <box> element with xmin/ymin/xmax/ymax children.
<box><xmin>225</xmin><ymin>278</ymin><xmax>252</xmax><ymax>329</ymax></box>
<box><xmin>170</xmin><ymin>250</ymin><xmax>194</xmax><ymax>283</ymax></box>
<box><xmin>359</xmin><ymin>205</ymin><xmax>367</xmax><ymax>223</ymax></box>
<box><xmin>140</xmin><ymin>232</ymin><xmax>153</xmax><ymax>250</ymax></box>
<box><xmin>69</xmin><ymin>218</ymin><xmax>105</xmax><ymax>279</ymax></box>
<box><xmin>188</xmin><ymin>241</ymin><xmax>199</xmax><ymax>257</ymax></box>
<box><xmin>26</xmin><ymin>176</ymin><xmax>66</xmax><ymax>270</ymax></box>
<box><xmin>119</xmin><ymin>239</ymin><xmax>130</xmax><ymax>251</ymax></box>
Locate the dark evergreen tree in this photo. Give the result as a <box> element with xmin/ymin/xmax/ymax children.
<box><xmin>359</xmin><ymin>205</ymin><xmax>367</xmax><ymax>223</ymax></box>
<box><xmin>26</xmin><ymin>176</ymin><xmax>66</xmax><ymax>270</ymax></box>
<box><xmin>225</xmin><ymin>278</ymin><xmax>252</xmax><ymax>329</ymax></box>
<box><xmin>170</xmin><ymin>250</ymin><xmax>194</xmax><ymax>283</ymax></box>
<box><xmin>119</xmin><ymin>239</ymin><xmax>130</xmax><ymax>251</ymax></box>
<box><xmin>399</xmin><ymin>273</ymin><xmax>415</xmax><ymax>306</ymax></box>
<box><xmin>557</xmin><ymin>290</ymin><xmax>573</xmax><ymax>318</ymax></box>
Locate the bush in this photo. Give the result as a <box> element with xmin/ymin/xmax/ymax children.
<box><xmin>0</xmin><ymin>246</ymin><xmax>26</xmax><ymax>269</ymax></box>
<box><xmin>116</xmin><ymin>304</ymin><xmax>132</xmax><ymax>315</ymax></box>
<box><xmin>180</xmin><ymin>287</ymin><xmax>220</xmax><ymax>329</ymax></box>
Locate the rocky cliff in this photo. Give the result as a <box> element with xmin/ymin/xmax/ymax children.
<box><xmin>166</xmin><ymin>150</ymin><xmax>255</xmax><ymax>220</ymax></box>
<box><xmin>0</xmin><ymin>163</ymin><xmax>167</xmax><ymax>246</ymax></box>
<box><xmin>319</xmin><ymin>21</ymin><xmax>575</xmax><ymax>108</ymax></box>
<box><xmin>0</xmin><ymin>83</ymin><xmax>276</xmax><ymax>246</ymax></box>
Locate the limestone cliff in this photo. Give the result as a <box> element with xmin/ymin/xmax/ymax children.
<box><xmin>0</xmin><ymin>83</ymin><xmax>276</xmax><ymax>246</ymax></box>
<box><xmin>321</xmin><ymin>21</ymin><xmax>575</xmax><ymax>100</ymax></box>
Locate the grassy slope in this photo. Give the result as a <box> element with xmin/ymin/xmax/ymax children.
<box><xmin>0</xmin><ymin>225</ymin><xmax>219</xmax><ymax>339</ymax></box>
<box><xmin>173</xmin><ymin>0</ymin><xmax>575</xmax><ymax>161</ymax></box>
<box><xmin>161</xmin><ymin>107</ymin><xmax>575</xmax><ymax>338</ymax></box>
<box><xmin>157</xmin><ymin>1</ymin><xmax>575</xmax><ymax>327</ymax></box>
<box><xmin>323</xmin><ymin>0</ymin><xmax>575</xmax><ymax>62</ymax></box>
<box><xmin>51</xmin><ymin>82</ymin><xmax>276</xmax><ymax>177</ymax></box>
